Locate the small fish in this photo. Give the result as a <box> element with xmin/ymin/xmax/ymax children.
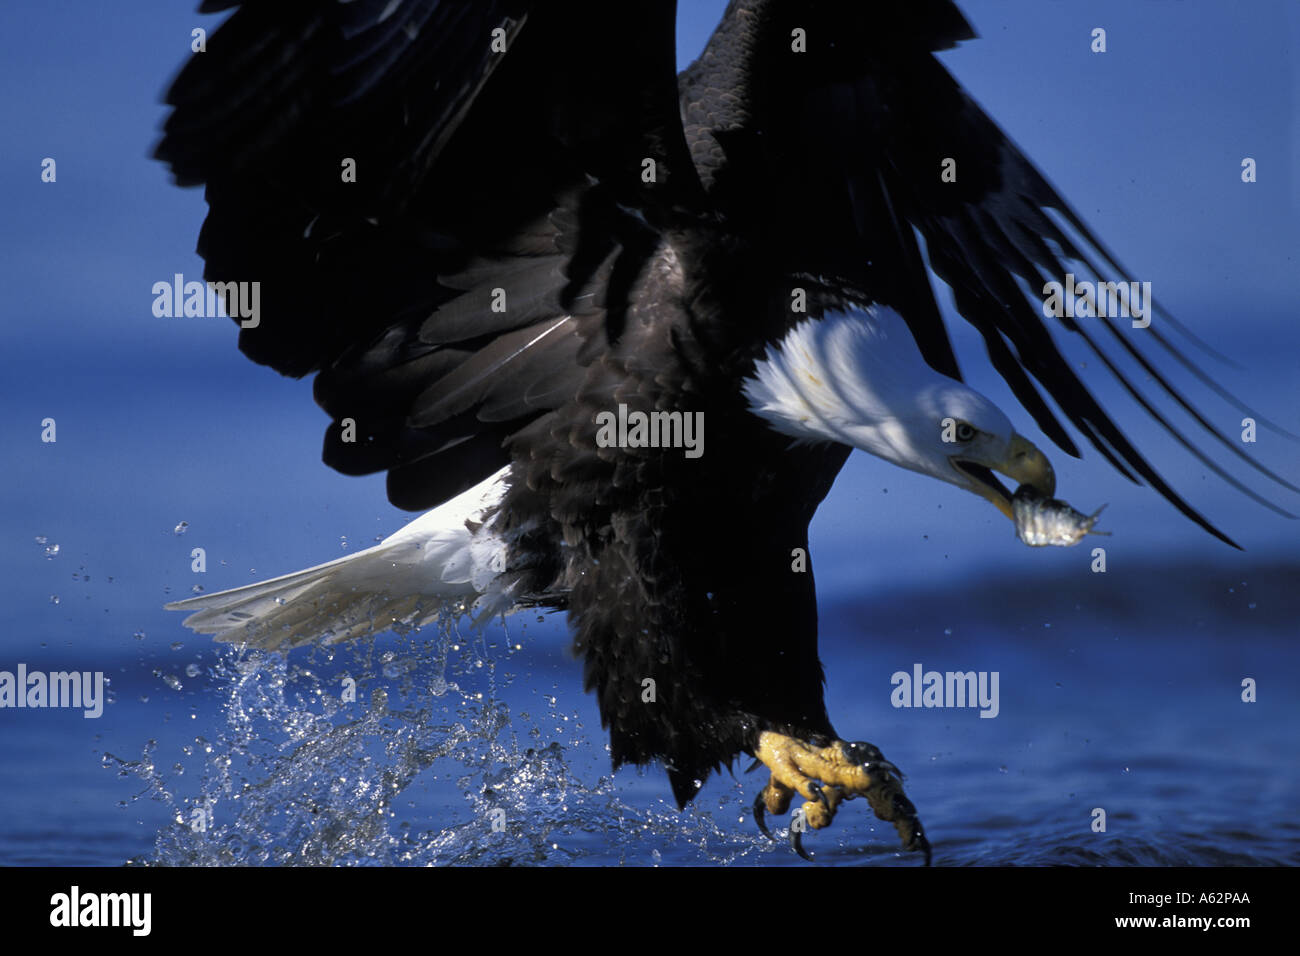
<box><xmin>1011</xmin><ymin>486</ymin><xmax>1109</xmax><ymax>547</ymax></box>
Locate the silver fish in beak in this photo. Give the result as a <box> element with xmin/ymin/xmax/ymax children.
<box><xmin>1011</xmin><ymin>485</ymin><xmax>1109</xmax><ymax>547</ymax></box>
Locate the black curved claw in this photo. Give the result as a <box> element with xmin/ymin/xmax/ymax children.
<box><xmin>752</xmin><ymin>791</ymin><xmax>777</xmax><ymax>843</ymax></box>
<box><xmin>843</xmin><ymin>741</ymin><xmax>901</xmax><ymax>779</ymax></box>
<box><xmin>869</xmin><ymin>757</ymin><xmax>901</xmax><ymax>778</ymax></box>
<box><xmin>806</xmin><ymin>780</ymin><xmax>830</xmax><ymax>814</ymax></box>
<box><xmin>842</xmin><ymin>741</ymin><xmax>880</xmax><ymax>764</ymax></box>
<box><xmin>917</xmin><ymin>833</ymin><xmax>933</xmax><ymax>866</ymax></box>
<box><xmin>889</xmin><ymin>788</ymin><xmax>932</xmax><ymax>865</ymax></box>
<box><xmin>791</xmin><ymin>818</ymin><xmax>814</xmax><ymax>861</ymax></box>
<box><xmin>906</xmin><ymin>822</ymin><xmax>933</xmax><ymax>866</ymax></box>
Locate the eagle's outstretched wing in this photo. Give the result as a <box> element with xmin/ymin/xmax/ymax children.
<box><xmin>156</xmin><ymin>0</ymin><xmax>704</xmax><ymax>509</ymax></box>
<box><xmin>679</xmin><ymin>0</ymin><xmax>1295</xmax><ymax>547</ymax></box>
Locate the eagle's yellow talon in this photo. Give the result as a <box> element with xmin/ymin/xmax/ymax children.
<box><xmin>761</xmin><ymin>779</ymin><xmax>793</xmax><ymax>816</ymax></box>
<box><xmin>800</xmin><ymin>785</ymin><xmax>843</xmax><ymax>829</ymax></box>
<box><xmin>752</xmin><ymin>730</ymin><xmax>930</xmax><ymax>863</ymax></box>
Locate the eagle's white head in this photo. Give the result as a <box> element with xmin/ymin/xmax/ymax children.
<box><xmin>743</xmin><ymin>306</ymin><xmax>1055</xmax><ymax>519</ymax></box>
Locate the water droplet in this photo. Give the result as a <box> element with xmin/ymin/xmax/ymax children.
<box><xmin>190</xmin><ymin>584</ymin><xmax>205</xmax><ymax>594</ymax></box>
<box><xmin>44</xmin><ymin>544</ymin><xmax>60</xmax><ymax>559</ymax></box>
<box><xmin>49</xmin><ymin>595</ymin><xmax>60</xmax><ymax>605</ymax></box>
<box><xmin>340</xmin><ymin>536</ymin><xmax>349</xmax><ymax>551</ymax></box>
<box><xmin>170</xmin><ymin>641</ymin><xmax>184</xmax><ymax>651</ymax></box>
<box><xmin>173</xmin><ymin>521</ymin><xmax>189</xmax><ymax>535</ymax></box>
<box><xmin>34</xmin><ymin>535</ymin><xmax>47</xmax><ymax>545</ymax></box>
<box><xmin>185</xmin><ymin>663</ymin><xmax>200</xmax><ymax>678</ymax></box>
<box><xmin>162</xmin><ymin>674</ymin><xmax>183</xmax><ymax>691</ymax></box>
<box><xmin>943</xmin><ymin>627</ymin><xmax>952</xmax><ymax>635</ymax></box>
<box><xmin>1248</xmin><ymin>602</ymin><xmax>1257</xmax><ymax>610</ymax></box>
<box><xmin>133</xmin><ymin>630</ymin><xmax>146</xmax><ymax>641</ymax></box>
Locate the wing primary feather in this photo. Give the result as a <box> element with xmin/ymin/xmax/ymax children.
<box><xmin>1031</xmin><ymin>179</ymin><xmax>1243</xmax><ymax>370</ymax></box>
<box><xmin>1066</xmin><ymin>321</ymin><xmax>1294</xmax><ymax>526</ymax></box>
<box><xmin>1043</xmin><ymin>225</ymin><xmax>1298</xmax><ymax>441</ymax></box>
<box><xmin>1091</xmin><ymin>317</ymin><xmax>1300</xmax><ymax>494</ymax></box>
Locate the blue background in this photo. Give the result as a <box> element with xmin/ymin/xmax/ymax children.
<box><xmin>0</xmin><ymin>1</ymin><xmax>1297</xmax><ymax>865</ymax></box>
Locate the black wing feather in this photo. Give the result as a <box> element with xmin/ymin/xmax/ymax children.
<box><xmin>157</xmin><ymin>0</ymin><xmax>703</xmax><ymax>510</ymax></box>
<box><xmin>682</xmin><ymin>0</ymin><xmax>1293</xmax><ymax>545</ymax></box>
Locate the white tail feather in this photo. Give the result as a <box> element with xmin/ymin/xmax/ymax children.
<box><xmin>165</xmin><ymin>467</ymin><xmax>513</xmax><ymax>649</ymax></box>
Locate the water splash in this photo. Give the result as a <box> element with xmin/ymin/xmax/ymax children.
<box><xmin>111</xmin><ymin>614</ymin><xmax>773</xmax><ymax>866</ymax></box>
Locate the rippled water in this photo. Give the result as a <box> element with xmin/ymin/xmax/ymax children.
<box><xmin>4</xmin><ymin>560</ymin><xmax>1297</xmax><ymax>867</ymax></box>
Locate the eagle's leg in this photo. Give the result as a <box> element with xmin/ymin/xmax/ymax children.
<box><xmin>751</xmin><ymin>731</ymin><xmax>931</xmax><ymax>864</ymax></box>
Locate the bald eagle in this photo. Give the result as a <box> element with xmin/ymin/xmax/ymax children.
<box><xmin>158</xmin><ymin>0</ymin><xmax>1293</xmax><ymax>862</ymax></box>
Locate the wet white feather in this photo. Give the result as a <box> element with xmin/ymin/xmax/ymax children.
<box><xmin>165</xmin><ymin>466</ymin><xmax>514</xmax><ymax>649</ymax></box>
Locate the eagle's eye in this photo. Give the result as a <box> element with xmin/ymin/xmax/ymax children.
<box><xmin>955</xmin><ymin>422</ymin><xmax>976</xmax><ymax>442</ymax></box>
